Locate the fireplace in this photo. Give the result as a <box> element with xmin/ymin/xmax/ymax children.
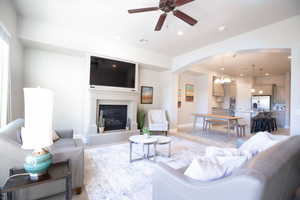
<box><xmin>98</xmin><ymin>105</ymin><xmax>128</xmax><ymax>132</ymax></box>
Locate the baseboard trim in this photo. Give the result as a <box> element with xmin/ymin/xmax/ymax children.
<box><xmin>177</xmin><ymin>123</ymin><xmax>203</xmax><ymax>128</ymax></box>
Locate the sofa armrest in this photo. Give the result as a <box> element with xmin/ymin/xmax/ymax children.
<box><xmin>55</xmin><ymin>129</ymin><xmax>74</xmax><ymax>139</ymax></box>
<box><xmin>74</xmin><ymin>138</ymin><xmax>84</xmax><ymax>148</ymax></box>
<box><xmin>153</xmin><ymin>162</ymin><xmax>264</xmax><ymax>200</ymax></box>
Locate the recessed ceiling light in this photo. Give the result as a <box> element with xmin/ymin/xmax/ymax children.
<box><xmin>218</xmin><ymin>26</ymin><xmax>226</xmax><ymax>32</ymax></box>
<box><xmin>265</xmin><ymin>73</ymin><xmax>270</xmax><ymax>76</ymax></box>
<box><xmin>220</xmin><ymin>67</ymin><xmax>225</xmax><ymax>71</ymax></box>
<box><xmin>112</xmin><ymin>64</ymin><xmax>117</xmax><ymax>68</ymax></box>
<box><xmin>177</xmin><ymin>31</ymin><xmax>184</xmax><ymax>36</ymax></box>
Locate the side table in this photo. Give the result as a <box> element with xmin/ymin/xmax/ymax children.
<box><xmin>0</xmin><ymin>160</ymin><xmax>72</xmax><ymax>200</ymax></box>
<box><xmin>152</xmin><ymin>136</ymin><xmax>172</xmax><ymax>157</ymax></box>
<box><xmin>129</xmin><ymin>135</ymin><xmax>158</xmax><ymax>162</ymax></box>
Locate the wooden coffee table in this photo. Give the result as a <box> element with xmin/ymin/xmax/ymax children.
<box><xmin>129</xmin><ymin>135</ymin><xmax>158</xmax><ymax>162</ymax></box>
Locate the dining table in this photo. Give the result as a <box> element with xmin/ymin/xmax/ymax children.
<box><xmin>192</xmin><ymin>113</ymin><xmax>242</xmax><ymax>134</ymax></box>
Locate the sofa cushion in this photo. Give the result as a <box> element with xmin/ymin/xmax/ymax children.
<box><xmin>239</xmin><ymin>132</ymin><xmax>279</xmax><ymax>155</ymax></box>
<box><xmin>184</xmin><ymin>155</ymin><xmax>248</xmax><ymax>181</ymax></box>
<box><xmin>51</xmin><ymin>138</ymin><xmax>76</xmax><ymax>150</ymax></box>
<box><xmin>205</xmin><ymin>146</ymin><xmax>252</xmax><ymax>160</ymax></box>
<box><xmin>184</xmin><ymin>157</ymin><xmax>226</xmax><ymax>181</ymax></box>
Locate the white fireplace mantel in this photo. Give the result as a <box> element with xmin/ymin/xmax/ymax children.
<box><xmin>84</xmin><ymin>88</ymin><xmax>139</xmax><ymax>135</ymax></box>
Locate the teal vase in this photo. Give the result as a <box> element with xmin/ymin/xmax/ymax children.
<box><xmin>24</xmin><ymin>152</ymin><xmax>52</xmax><ymax>180</ymax></box>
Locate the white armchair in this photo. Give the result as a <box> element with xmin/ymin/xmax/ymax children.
<box><xmin>148</xmin><ymin>109</ymin><xmax>169</xmax><ymax>136</ymax></box>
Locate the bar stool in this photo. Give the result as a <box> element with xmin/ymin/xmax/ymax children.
<box><xmin>236</xmin><ymin>124</ymin><xmax>247</xmax><ymax>137</ymax></box>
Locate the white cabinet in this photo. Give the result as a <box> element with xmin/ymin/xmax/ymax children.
<box><xmin>252</xmin><ymin>85</ymin><xmax>273</xmax><ymax>95</ymax></box>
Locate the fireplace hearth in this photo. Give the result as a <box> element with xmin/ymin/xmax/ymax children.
<box><xmin>98</xmin><ymin>105</ymin><xmax>128</xmax><ymax>132</ymax></box>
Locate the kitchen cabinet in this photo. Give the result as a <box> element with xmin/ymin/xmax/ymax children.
<box><xmin>273</xmin><ymin>111</ymin><xmax>286</xmax><ymax>128</ymax></box>
<box><xmin>252</xmin><ymin>85</ymin><xmax>273</xmax><ymax>96</ymax></box>
<box><xmin>213</xmin><ymin>81</ymin><xmax>225</xmax><ymax>96</ymax></box>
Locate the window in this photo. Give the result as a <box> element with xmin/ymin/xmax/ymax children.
<box><xmin>0</xmin><ymin>24</ymin><xmax>10</xmax><ymax>127</ymax></box>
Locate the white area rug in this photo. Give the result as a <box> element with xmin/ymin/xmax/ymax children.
<box><xmin>84</xmin><ymin>136</ymin><xmax>210</xmax><ymax>200</ymax></box>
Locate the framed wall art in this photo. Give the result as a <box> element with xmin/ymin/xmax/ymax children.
<box><xmin>185</xmin><ymin>84</ymin><xmax>194</xmax><ymax>102</ymax></box>
<box><xmin>141</xmin><ymin>86</ymin><xmax>153</xmax><ymax>104</ymax></box>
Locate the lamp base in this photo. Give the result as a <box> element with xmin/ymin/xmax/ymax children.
<box><xmin>24</xmin><ymin>148</ymin><xmax>52</xmax><ymax>181</ymax></box>
<box><xmin>28</xmin><ymin>171</ymin><xmax>48</xmax><ymax>181</ymax></box>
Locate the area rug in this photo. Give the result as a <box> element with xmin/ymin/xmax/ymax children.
<box><xmin>84</xmin><ymin>136</ymin><xmax>212</xmax><ymax>200</ymax></box>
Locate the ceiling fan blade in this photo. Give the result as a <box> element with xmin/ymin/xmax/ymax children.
<box><xmin>173</xmin><ymin>10</ymin><xmax>197</xmax><ymax>25</ymax></box>
<box><xmin>155</xmin><ymin>13</ymin><xmax>167</xmax><ymax>31</ymax></box>
<box><xmin>175</xmin><ymin>0</ymin><xmax>194</xmax><ymax>7</ymax></box>
<box><xmin>128</xmin><ymin>7</ymin><xmax>159</xmax><ymax>14</ymax></box>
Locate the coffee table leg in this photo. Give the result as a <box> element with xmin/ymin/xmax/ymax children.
<box><xmin>147</xmin><ymin>144</ymin><xmax>150</xmax><ymax>159</ymax></box>
<box><xmin>129</xmin><ymin>142</ymin><xmax>133</xmax><ymax>162</ymax></box>
<box><xmin>154</xmin><ymin>143</ymin><xmax>157</xmax><ymax>161</ymax></box>
<box><xmin>168</xmin><ymin>142</ymin><xmax>171</xmax><ymax>157</ymax></box>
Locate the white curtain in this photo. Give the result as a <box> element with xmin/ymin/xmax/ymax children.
<box><xmin>0</xmin><ymin>23</ymin><xmax>11</xmax><ymax>127</ymax></box>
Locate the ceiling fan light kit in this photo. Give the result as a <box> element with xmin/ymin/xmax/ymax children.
<box><xmin>128</xmin><ymin>0</ymin><xmax>198</xmax><ymax>31</ymax></box>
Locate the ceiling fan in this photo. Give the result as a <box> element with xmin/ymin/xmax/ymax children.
<box><xmin>128</xmin><ymin>0</ymin><xmax>198</xmax><ymax>31</ymax></box>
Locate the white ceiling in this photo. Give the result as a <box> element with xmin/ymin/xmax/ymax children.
<box><xmin>13</xmin><ymin>0</ymin><xmax>300</xmax><ymax>56</ymax></box>
<box><xmin>189</xmin><ymin>49</ymin><xmax>291</xmax><ymax>77</ymax></box>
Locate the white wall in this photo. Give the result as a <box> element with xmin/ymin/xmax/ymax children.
<box><xmin>138</xmin><ymin>68</ymin><xmax>165</xmax><ymax>127</ymax></box>
<box><xmin>235</xmin><ymin>77</ymin><xmax>253</xmax><ymax>127</ymax></box>
<box><xmin>178</xmin><ymin>72</ymin><xmax>200</xmax><ymax>125</ymax></box>
<box><xmin>172</xmin><ymin>15</ymin><xmax>300</xmax><ymax>135</ymax></box>
<box><xmin>23</xmin><ymin>47</ymin><xmax>175</xmax><ymax>134</ymax></box>
<box><xmin>138</xmin><ymin>68</ymin><xmax>163</xmax><ymax>112</ymax></box>
<box><xmin>0</xmin><ymin>0</ymin><xmax>24</xmax><ymax>120</ymax></box>
<box><xmin>178</xmin><ymin>72</ymin><xmax>213</xmax><ymax>127</ymax></box>
<box><xmin>24</xmin><ymin>48</ymin><xmax>86</xmax><ymax>134</ymax></box>
<box><xmin>160</xmin><ymin>71</ymin><xmax>178</xmax><ymax>130</ymax></box>
<box><xmin>19</xmin><ymin>19</ymin><xmax>171</xmax><ymax>70</ymax></box>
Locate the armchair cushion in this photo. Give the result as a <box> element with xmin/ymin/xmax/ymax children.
<box><xmin>149</xmin><ymin>123</ymin><xmax>168</xmax><ymax>131</ymax></box>
<box><xmin>150</xmin><ymin>110</ymin><xmax>165</xmax><ymax>123</ymax></box>
<box><xmin>148</xmin><ymin>109</ymin><xmax>168</xmax><ymax>131</ymax></box>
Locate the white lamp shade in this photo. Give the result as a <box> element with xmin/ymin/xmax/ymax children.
<box><xmin>21</xmin><ymin>88</ymin><xmax>54</xmax><ymax>150</ymax></box>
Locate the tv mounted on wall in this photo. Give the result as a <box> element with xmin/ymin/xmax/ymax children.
<box><xmin>89</xmin><ymin>56</ymin><xmax>138</xmax><ymax>90</ymax></box>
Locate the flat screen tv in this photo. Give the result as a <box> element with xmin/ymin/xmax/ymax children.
<box><xmin>90</xmin><ymin>56</ymin><xmax>136</xmax><ymax>89</ymax></box>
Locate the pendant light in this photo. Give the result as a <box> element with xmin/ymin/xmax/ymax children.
<box><xmin>251</xmin><ymin>65</ymin><xmax>256</xmax><ymax>93</ymax></box>
<box><xmin>214</xmin><ymin>56</ymin><xmax>231</xmax><ymax>84</ymax></box>
<box><xmin>258</xmin><ymin>68</ymin><xmax>264</xmax><ymax>94</ymax></box>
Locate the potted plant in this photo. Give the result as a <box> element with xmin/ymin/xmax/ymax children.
<box><xmin>142</xmin><ymin>127</ymin><xmax>151</xmax><ymax>138</ymax></box>
<box><xmin>126</xmin><ymin>118</ymin><xmax>131</xmax><ymax>131</ymax></box>
<box><xmin>98</xmin><ymin>110</ymin><xmax>105</xmax><ymax>133</ymax></box>
<box><xmin>137</xmin><ymin>110</ymin><xmax>146</xmax><ymax>134</ymax></box>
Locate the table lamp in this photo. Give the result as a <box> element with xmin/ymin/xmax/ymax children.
<box><xmin>21</xmin><ymin>88</ymin><xmax>54</xmax><ymax>180</ymax></box>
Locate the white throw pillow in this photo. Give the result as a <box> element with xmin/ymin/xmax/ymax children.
<box><xmin>184</xmin><ymin>157</ymin><xmax>226</xmax><ymax>181</ymax></box>
<box><xmin>205</xmin><ymin>147</ymin><xmax>253</xmax><ymax>160</ymax></box>
<box><xmin>216</xmin><ymin>156</ymin><xmax>248</xmax><ymax>176</ymax></box>
<box><xmin>239</xmin><ymin>132</ymin><xmax>279</xmax><ymax>155</ymax></box>
<box><xmin>53</xmin><ymin>130</ymin><xmax>60</xmax><ymax>142</ymax></box>
<box><xmin>184</xmin><ymin>155</ymin><xmax>249</xmax><ymax>181</ymax></box>
<box><xmin>262</xmin><ymin>131</ymin><xmax>289</xmax><ymax>141</ymax></box>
